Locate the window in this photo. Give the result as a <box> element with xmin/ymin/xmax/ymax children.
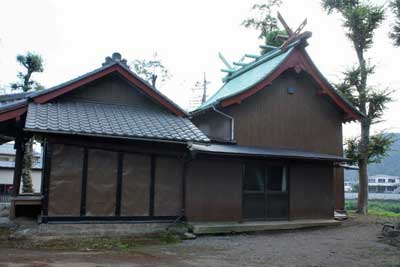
<box><xmin>267</xmin><ymin>166</ymin><xmax>287</xmax><ymax>192</ymax></box>
<box><xmin>243</xmin><ymin>165</ymin><xmax>265</xmax><ymax>193</ymax></box>
<box><xmin>243</xmin><ymin>165</ymin><xmax>287</xmax><ymax>193</ymax></box>
<box><xmin>368</xmin><ymin>179</ymin><xmax>375</xmax><ymax>183</ymax></box>
<box><xmin>388</xmin><ymin>179</ymin><xmax>396</xmax><ymax>183</ymax></box>
<box><xmin>378</xmin><ymin>179</ymin><xmax>385</xmax><ymax>183</ymax></box>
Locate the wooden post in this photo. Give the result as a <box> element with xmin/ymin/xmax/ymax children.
<box><xmin>10</xmin><ymin>136</ymin><xmax>24</xmax><ymax>220</ymax></box>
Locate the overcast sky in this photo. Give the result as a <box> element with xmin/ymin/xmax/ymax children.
<box><xmin>0</xmin><ymin>0</ymin><xmax>399</xmax><ymax>139</ymax></box>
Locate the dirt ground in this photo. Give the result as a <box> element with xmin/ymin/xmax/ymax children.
<box><xmin>0</xmin><ymin>215</ymin><xmax>399</xmax><ymax>267</ymax></box>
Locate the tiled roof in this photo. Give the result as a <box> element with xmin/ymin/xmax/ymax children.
<box><xmin>0</xmin><ymin>92</ymin><xmax>32</xmax><ymax>104</ymax></box>
<box><xmin>25</xmin><ymin>101</ymin><xmax>210</xmax><ymax>143</ymax></box>
<box><xmin>0</xmin><ymin>92</ymin><xmax>32</xmax><ymax>112</ymax></box>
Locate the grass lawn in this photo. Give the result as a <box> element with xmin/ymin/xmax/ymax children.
<box><xmin>345</xmin><ymin>199</ymin><xmax>400</xmax><ymax>218</ymax></box>
<box><xmin>0</xmin><ymin>227</ymin><xmax>180</xmax><ymax>251</ymax></box>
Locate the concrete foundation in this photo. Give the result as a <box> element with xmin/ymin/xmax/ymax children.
<box><xmin>36</xmin><ymin>222</ymin><xmax>172</xmax><ymax>236</ymax></box>
<box><xmin>10</xmin><ymin>219</ymin><xmax>341</xmax><ymax>237</ymax></box>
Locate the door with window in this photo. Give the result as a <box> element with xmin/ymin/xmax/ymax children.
<box><xmin>242</xmin><ymin>164</ymin><xmax>288</xmax><ymax>220</ymax></box>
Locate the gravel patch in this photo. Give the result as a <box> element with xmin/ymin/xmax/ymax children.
<box><xmin>0</xmin><ymin>216</ymin><xmax>399</xmax><ymax>267</ymax></box>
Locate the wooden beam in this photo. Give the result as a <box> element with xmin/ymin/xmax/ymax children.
<box><xmin>42</xmin><ymin>141</ymin><xmax>52</xmax><ymax>217</ymax></box>
<box><xmin>149</xmin><ymin>155</ymin><xmax>156</xmax><ymax>216</ymax></box>
<box><xmin>294</xmin><ymin>18</ymin><xmax>307</xmax><ymax>35</ymax></box>
<box><xmin>115</xmin><ymin>152</ymin><xmax>123</xmax><ymax>216</ymax></box>
<box><xmin>233</xmin><ymin>62</ymin><xmax>247</xmax><ymax>67</ymax></box>
<box><xmin>277</xmin><ymin>12</ymin><xmax>294</xmax><ymax>36</ymax></box>
<box><xmin>80</xmin><ymin>148</ymin><xmax>88</xmax><ymax>216</ymax></box>
<box><xmin>245</xmin><ymin>54</ymin><xmax>259</xmax><ymax>59</ymax></box>
<box><xmin>221</xmin><ymin>69</ymin><xmax>235</xmax><ymax>74</ymax></box>
<box><xmin>181</xmin><ymin>159</ymin><xmax>188</xmax><ymax>220</ymax></box>
<box><xmin>0</xmin><ymin>106</ymin><xmax>27</xmax><ymax>122</ymax></box>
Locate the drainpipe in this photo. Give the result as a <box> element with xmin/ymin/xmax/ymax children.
<box><xmin>212</xmin><ymin>105</ymin><xmax>234</xmax><ymax>141</ymax></box>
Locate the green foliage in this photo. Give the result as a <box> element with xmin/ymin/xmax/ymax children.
<box><xmin>322</xmin><ymin>0</ymin><xmax>360</xmax><ymax>12</ymax></box>
<box><xmin>0</xmin><ymin>233</ymin><xmax>179</xmax><ymax>251</ymax></box>
<box><xmin>242</xmin><ymin>1</ymin><xmax>287</xmax><ymax>48</ymax></box>
<box><xmin>390</xmin><ymin>0</ymin><xmax>400</xmax><ymax>46</ymax></box>
<box><xmin>345</xmin><ymin>200</ymin><xmax>400</xmax><ymax>217</ymax></box>
<box><xmin>336</xmin><ymin>65</ymin><xmax>393</xmax><ymax>124</ymax></box>
<box><xmin>264</xmin><ymin>29</ymin><xmax>287</xmax><ymax>48</ymax></box>
<box><xmin>322</xmin><ymin>0</ymin><xmax>385</xmax><ymax>51</ymax></box>
<box><xmin>158</xmin><ymin>231</ymin><xmax>181</xmax><ymax>244</ymax></box>
<box><xmin>345</xmin><ymin>133</ymin><xmax>396</xmax><ymax>164</ymax></box>
<box><xmin>131</xmin><ymin>55</ymin><xmax>170</xmax><ymax>88</ymax></box>
<box><xmin>11</xmin><ymin>52</ymin><xmax>44</xmax><ymax>92</ymax></box>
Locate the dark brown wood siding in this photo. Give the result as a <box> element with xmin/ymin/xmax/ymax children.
<box><xmin>192</xmin><ymin>112</ymin><xmax>231</xmax><ymax>141</ymax></box>
<box><xmin>60</xmin><ymin>74</ymin><xmax>159</xmax><ymax>108</ymax></box>
<box><xmin>45</xmin><ymin>135</ymin><xmax>186</xmax><ymax>219</ymax></box>
<box><xmin>289</xmin><ymin>162</ymin><xmax>334</xmax><ymax>219</ymax></box>
<box><xmin>194</xmin><ymin>71</ymin><xmax>344</xmax><ymax>156</ymax></box>
<box><xmin>227</xmin><ymin>72</ymin><xmax>343</xmax><ymax>155</ymax></box>
<box><xmin>185</xmin><ymin>159</ymin><xmax>242</xmax><ymax>221</ymax></box>
<box><xmin>334</xmin><ymin>167</ymin><xmax>345</xmax><ymax>210</ymax></box>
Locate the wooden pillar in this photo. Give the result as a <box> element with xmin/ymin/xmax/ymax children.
<box><xmin>334</xmin><ymin>166</ymin><xmax>345</xmax><ymax>211</ymax></box>
<box><xmin>10</xmin><ymin>136</ymin><xmax>24</xmax><ymax>220</ymax></box>
<box><xmin>181</xmin><ymin>160</ymin><xmax>188</xmax><ymax>221</ymax></box>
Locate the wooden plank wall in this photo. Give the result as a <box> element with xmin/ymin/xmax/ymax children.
<box><xmin>194</xmin><ymin>71</ymin><xmax>344</xmax><ymax>156</ymax></box>
<box><xmin>60</xmin><ymin>74</ymin><xmax>160</xmax><ymax>108</ymax></box>
<box><xmin>185</xmin><ymin>159</ymin><xmax>242</xmax><ymax>221</ymax></box>
<box><xmin>289</xmin><ymin>162</ymin><xmax>334</xmax><ymax>219</ymax></box>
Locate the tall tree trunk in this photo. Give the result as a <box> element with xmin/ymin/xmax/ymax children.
<box><xmin>357</xmin><ymin>119</ymin><xmax>370</xmax><ymax>214</ymax></box>
<box><xmin>21</xmin><ymin>138</ymin><xmax>34</xmax><ymax>193</ymax></box>
<box><xmin>23</xmin><ymin>70</ymin><xmax>33</xmax><ymax>91</ymax></box>
<box><xmin>354</xmin><ymin>47</ymin><xmax>370</xmax><ymax>214</ymax></box>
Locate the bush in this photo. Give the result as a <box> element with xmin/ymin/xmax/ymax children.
<box><xmin>345</xmin><ymin>200</ymin><xmax>400</xmax><ymax>218</ymax></box>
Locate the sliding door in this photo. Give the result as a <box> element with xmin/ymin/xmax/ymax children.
<box><xmin>242</xmin><ymin>164</ymin><xmax>288</xmax><ymax>220</ymax></box>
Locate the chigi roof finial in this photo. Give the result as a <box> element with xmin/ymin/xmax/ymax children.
<box><xmin>102</xmin><ymin>52</ymin><xmax>129</xmax><ymax>68</ymax></box>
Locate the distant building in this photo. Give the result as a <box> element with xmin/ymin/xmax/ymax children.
<box><xmin>0</xmin><ymin>143</ymin><xmax>42</xmax><ymax>203</ymax></box>
<box><xmin>368</xmin><ymin>174</ymin><xmax>400</xmax><ymax>193</ymax></box>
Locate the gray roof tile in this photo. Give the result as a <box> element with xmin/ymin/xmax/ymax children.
<box><xmin>25</xmin><ymin>101</ymin><xmax>210</xmax><ymax>143</ymax></box>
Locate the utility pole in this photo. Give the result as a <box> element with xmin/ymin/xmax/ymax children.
<box><xmin>201</xmin><ymin>72</ymin><xmax>210</xmax><ymax>104</ymax></box>
<box><xmin>189</xmin><ymin>72</ymin><xmax>210</xmax><ymax>110</ymax></box>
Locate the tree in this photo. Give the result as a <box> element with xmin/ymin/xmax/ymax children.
<box><xmin>242</xmin><ymin>1</ymin><xmax>287</xmax><ymax>50</ymax></box>
<box><xmin>389</xmin><ymin>0</ymin><xmax>400</xmax><ymax>46</ymax></box>
<box><xmin>322</xmin><ymin>0</ymin><xmax>393</xmax><ymax>214</ymax></box>
<box><xmin>11</xmin><ymin>52</ymin><xmax>44</xmax><ymax>92</ymax></box>
<box><xmin>11</xmin><ymin>52</ymin><xmax>44</xmax><ymax>193</ymax></box>
<box><xmin>131</xmin><ymin>53</ymin><xmax>170</xmax><ymax>88</ymax></box>
<box><xmin>345</xmin><ymin>133</ymin><xmax>395</xmax><ymax>166</ymax></box>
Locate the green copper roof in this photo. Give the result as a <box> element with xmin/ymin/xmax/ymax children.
<box><xmin>196</xmin><ymin>41</ymin><xmax>299</xmax><ymax>112</ymax></box>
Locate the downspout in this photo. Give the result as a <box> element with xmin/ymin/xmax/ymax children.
<box><xmin>212</xmin><ymin>105</ymin><xmax>234</xmax><ymax>141</ymax></box>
